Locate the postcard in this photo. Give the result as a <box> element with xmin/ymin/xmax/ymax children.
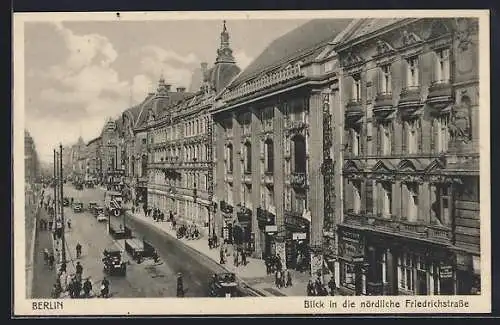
<box><xmin>13</xmin><ymin>9</ymin><xmax>491</xmax><ymax>316</ymax></box>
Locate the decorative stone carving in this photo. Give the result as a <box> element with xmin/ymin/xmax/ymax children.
<box><xmin>375</xmin><ymin>39</ymin><xmax>395</xmax><ymax>56</ymax></box>
<box><xmin>342</xmin><ymin>51</ymin><xmax>363</xmax><ymax>68</ymax></box>
<box><xmin>455</xmin><ymin>18</ymin><xmax>477</xmax><ymax>52</ymax></box>
<box><xmin>401</xmin><ymin>30</ymin><xmax>422</xmax><ymax>47</ymax></box>
<box><xmin>449</xmin><ymin>102</ymin><xmax>472</xmax><ymax>143</ymax></box>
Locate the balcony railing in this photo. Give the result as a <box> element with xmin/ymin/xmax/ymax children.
<box><xmin>427</xmin><ymin>80</ymin><xmax>453</xmax><ymax>112</ymax></box>
<box><xmin>373</xmin><ymin>92</ymin><xmax>395</xmax><ymax>119</ymax></box>
<box><xmin>222</xmin><ymin>64</ymin><xmax>304</xmax><ymax>102</ymax></box>
<box><xmin>345</xmin><ymin>100</ymin><xmax>363</xmax><ymax>122</ymax></box>
<box><xmin>398</xmin><ymin>86</ymin><xmax>422</xmax><ymax>116</ymax></box>
<box><xmin>343</xmin><ymin>212</ymin><xmax>452</xmax><ymax>244</ymax></box>
<box><xmin>289</xmin><ymin>172</ymin><xmax>307</xmax><ymax>188</ymax></box>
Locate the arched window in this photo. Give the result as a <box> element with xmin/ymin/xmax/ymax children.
<box><xmin>245</xmin><ymin>142</ymin><xmax>252</xmax><ymax>173</ymax></box>
<box><xmin>227</xmin><ymin>144</ymin><xmax>233</xmax><ymax>173</ymax></box>
<box><xmin>141</xmin><ymin>154</ymin><xmax>148</xmax><ymax>177</ymax></box>
<box><xmin>293</xmin><ymin>135</ymin><xmax>306</xmax><ymax>173</ymax></box>
<box><xmin>265</xmin><ymin>139</ymin><xmax>274</xmax><ymax>173</ymax></box>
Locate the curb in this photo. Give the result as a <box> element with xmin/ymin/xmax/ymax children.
<box><xmin>126</xmin><ymin>212</ymin><xmax>268</xmax><ymax>297</ymax></box>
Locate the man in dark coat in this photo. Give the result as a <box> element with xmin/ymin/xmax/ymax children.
<box><xmin>176</xmin><ymin>273</ymin><xmax>184</xmax><ymax>297</ymax></box>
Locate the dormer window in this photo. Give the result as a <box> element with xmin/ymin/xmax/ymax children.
<box><xmin>351</xmin><ymin>74</ymin><xmax>361</xmax><ymax>102</ymax></box>
<box><xmin>434</xmin><ymin>48</ymin><xmax>450</xmax><ymax>84</ymax></box>
<box><xmin>406</xmin><ymin>56</ymin><xmax>419</xmax><ymax>88</ymax></box>
<box><xmin>380</xmin><ymin>65</ymin><xmax>392</xmax><ymax>94</ymax></box>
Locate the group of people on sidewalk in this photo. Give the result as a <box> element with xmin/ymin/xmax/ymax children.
<box><xmin>307</xmin><ymin>275</ymin><xmax>337</xmax><ymax>296</ymax></box>
<box><xmin>264</xmin><ymin>254</ymin><xmax>293</xmax><ymax>289</ymax></box>
<box><xmin>219</xmin><ymin>244</ymin><xmax>248</xmax><ymax>267</ymax></box>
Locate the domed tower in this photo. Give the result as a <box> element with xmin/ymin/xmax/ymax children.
<box><xmin>207</xmin><ymin>20</ymin><xmax>241</xmax><ymax>93</ymax></box>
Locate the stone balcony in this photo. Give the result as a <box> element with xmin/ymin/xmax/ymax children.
<box><xmin>426</xmin><ymin>81</ymin><xmax>453</xmax><ymax>114</ymax></box>
<box><xmin>343</xmin><ymin>211</ymin><xmax>452</xmax><ymax>244</ymax></box>
<box><xmin>398</xmin><ymin>86</ymin><xmax>423</xmax><ymax>118</ymax></box>
<box><xmin>344</xmin><ymin>100</ymin><xmax>363</xmax><ymax>123</ymax></box>
<box><xmin>373</xmin><ymin>92</ymin><xmax>395</xmax><ymax>119</ymax></box>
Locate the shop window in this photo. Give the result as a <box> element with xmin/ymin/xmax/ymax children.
<box><xmin>398</xmin><ymin>253</ymin><xmax>415</xmax><ymax>292</ymax></box>
<box><xmin>292</xmin><ymin>135</ymin><xmax>307</xmax><ymax>173</ymax></box>
<box><xmin>340</xmin><ymin>262</ymin><xmax>356</xmax><ymax>290</ymax></box>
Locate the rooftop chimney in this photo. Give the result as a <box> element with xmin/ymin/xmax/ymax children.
<box><xmin>177</xmin><ymin>87</ymin><xmax>186</xmax><ymax>93</ymax></box>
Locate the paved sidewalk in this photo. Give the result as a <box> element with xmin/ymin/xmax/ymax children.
<box><xmin>50</xmin><ymin>208</ymin><xmax>109</xmax><ymax>298</ymax></box>
<box><xmin>126</xmin><ymin>210</ymin><xmax>310</xmax><ymax>296</ymax></box>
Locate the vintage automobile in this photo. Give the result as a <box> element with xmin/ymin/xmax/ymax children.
<box><xmin>208</xmin><ymin>272</ymin><xmax>239</xmax><ymax>297</ymax></box>
<box><xmin>73</xmin><ymin>202</ymin><xmax>84</xmax><ymax>213</ymax></box>
<box><xmin>63</xmin><ymin>197</ymin><xmax>70</xmax><ymax>207</ymax></box>
<box><xmin>88</xmin><ymin>201</ymin><xmax>98</xmax><ymax>214</ymax></box>
<box><xmin>96</xmin><ymin>207</ymin><xmax>107</xmax><ymax>222</ymax></box>
<box><xmin>102</xmin><ymin>246</ymin><xmax>127</xmax><ymax>276</ymax></box>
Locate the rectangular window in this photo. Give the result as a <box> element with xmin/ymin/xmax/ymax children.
<box><xmin>381</xmin><ymin>65</ymin><xmax>392</xmax><ymax>94</ymax></box>
<box><xmin>436</xmin><ymin>115</ymin><xmax>450</xmax><ymax>153</ymax></box>
<box><xmin>350</xmin><ymin>128</ymin><xmax>361</xmax><ymax>156</ymax></box>
<box><xmin>380</xmin><ymin>122</ymin><xmax>392</xmax><ymax>155</ymax></box>
<box><xmin>381</xmin><ymin>181</ymin><xmax>392</xmax><ymax>217</ymax></box>
<box><xmin>352</xmin><ymin>180</ymin><xmax>362</xmax><ymax>214</ymax></box>
<box><xmin>351</xmin><ymin>74</ymin><xmax>361</xmax><ymax>101</ymax></box>
<box><xmin>398</xmin><ymin>253</ymin><xmax>415</xmax><ymax>292</ymax></box>
<box><xmin>435</xmin><ymin>48</ymin><xmax>450</xmax><ymax>83</ymax></box>
<box><xmin>406</xmin><ymin>56</ymin><xmax>420</xmax><ymax>88</ymax></box>
<box><xmin>406</xmin><ymin>183</ymin><xmax>419</xmax><ymax>222</ymax></box>
<box><xmin>407</xmin><ymin>120</ymin><xmax>419</xmax><ymax>154</ymax></box>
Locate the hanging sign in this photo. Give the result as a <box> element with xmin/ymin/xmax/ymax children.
<box><xmin>440</xmin><ymin>265</ymin><xmax>453</xmax><ymax>279</ymax></box>
<box><xmin>292</xmin><ymin>232</ymin><xmax>307</xmax><ymax>240</ymax></box>
<box><xmin>265</xmin><ymin>225</ymin><xmax>278</xmax><ymax>233</ymax></box>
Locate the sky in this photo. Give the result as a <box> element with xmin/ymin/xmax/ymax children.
<box><xmin>24</xmin><ymin>19</ymin><xmax>309</xmax><ymax>163</ymax></box>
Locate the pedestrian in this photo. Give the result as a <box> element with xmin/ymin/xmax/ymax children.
<box><xmin>75</xmin><ymin>262</ymin><xmax>83</xmax><ymax>281</ymax></box>
<box><xmin>74</xmin><ymin>278</ymin><xmax>82</xmax><ymax>298</ymax></box>
<box><xmin>275</xmin><ymin>270</ymin><xmax>282</xmax><ymax>288</ymax></box>
<box><xmin>286</xmin><ymin>269</ymin><xmax>293</xmax><ymax>287</ymax></box>
<box><xmin>48</xmin><ymin>252</ymin><xmax>55</xmax><ymax>269</ymax></box>
<box><xmin>219</xmin><ymin>247</ymin><xmax>225</xmax><ymax>264</ymax></box>
<box><xmin>83</xmin><ymin>278</ymin><xmax>92</xmax><ymax>298</ymax></box>
<box><xmin>241</xmin><ymin>249</ymin><xmax>247</xmax><ymax>266</ymax></box>
<box><xmin>276</xmin><ymin>254</ymin><xmax>283</xmax><ymax>272</ymax></box>
<box><xmin>67</xmin><ymin>218</ymin><xmax>72</xmax><ymax>230</ymax></box>
<box><xmin>328</xmin><ymin>277</ymin><xmax>336</xmax><ymax>296</ymax></box>
<box><xmin>265</xmin><ymin>256</ymin><xmax>271</xmax><ymax>275</ymax></box>
<box><xmin>152</xmin><ymin>250</ymin><xmax>160</xmax><ymax>263</ymax></box>
<box><xmin>100</xmin><ymin>277</ymin><xmax>110</xmax><ymax>298</ymax></box>
<box><xmin>51</xmin><ymin>284</ymin><xmax>61</xmax><ymax>298</ymax></box>
<box><xmin>314</xmin><ymin>277</ymin><xmax>322</xmax><ymax>296</ymax></box>
<box><xmin>307</xmin><ymin>279</ymin><xmax>315</xmax><ymax>296</ymax></box>
<box><xmin>233</xmin><ymin>249</ymin><xmax>239</xmax><ymax>267</ymax></box>
<box><xmin>176</xmin><ymin>273</ymin><xmax>184</xmax><ymax>297</ymax></box>
<box><xmin>43</xmin><ymin>249</ymin><xmax>49</xmax><ymax>265</ymax></box>
<box><xmin>76</xmin><ymin>242</ymin><xmax>82</xmax><ymax>259</ymax></box>
<box><xmin>68</xmin><ymin>277</ymin><xmax>75</xmax><ymax>298</ymax></box>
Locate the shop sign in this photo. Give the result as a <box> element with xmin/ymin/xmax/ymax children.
<box><xmin>440</xmin><ymin>265</ymin><xmax>453</xmax><ymax>279</ymax></box>
<box><xmin>352</xmin><ymin>256</ymin><xmax>364</xmax><ymax>263</ymax></box>
<box><xmin>265</xmin><ymin>225</ymin><xmax>278</xmax><ymax>233</ymax></box>
<box><xmin>292</xmin><ymin>232</ymin><xmax>307</xmax><ymax>240</ymax></box>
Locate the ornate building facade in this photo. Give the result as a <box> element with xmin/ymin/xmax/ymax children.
<box><xmin>85</xmin><ymin>136</ymin><xmax>102</xmax><ymax>182</ymax></box>
<box><xmin>336</xmin><ymin>18</ymin><xmax>480</xmax><ymax>295</ymax></box>
<box><xmin>145</xmin><ymin>21</ymin><xmax>239</xmax><ymax>236</ymax></box>
<box><xmin>213</xmin><ymin>19</ymin><xmax>352</xmax><ymax>276</ymax></box>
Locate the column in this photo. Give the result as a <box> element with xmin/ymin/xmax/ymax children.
<box><xmin>418</xmin><ymin>182</ymin><xmax>430</xmax><ymax>224</ymax></box>
<box><xmin>251</xmin><ymin>107</ymin><xmax>262</xmax><ymax>258</ymax></box>
<box><xmin>309</xmin><ymin>91</ymin><xmax>325</xmax><ymax>278</ymax></box>
<box><xmin>273</xmin><ymin>100</ymin><xmax>286</xmax><ymax>268</ymax></box>
<box><xmin>392</xmin><ymin>181</ymin><xmax>401</xmax><ymax>218</ymax></box>
<box><xmin>386</xmin><ymin>248</ymin><xmax>398</xmax><ymax>295</ymax></box>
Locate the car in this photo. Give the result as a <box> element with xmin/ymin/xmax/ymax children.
<box><xmin>102</xmin><ymin>246</ymin><xmax>127</xmax><ymax>276</ymax></box>
<box><xmin>97</xmin><ymin>209</ymin><xmax>107</xmax><ymax>222</ymax></box>
<box><xmin>73</xmin><ymin>202</ymin><xmax>84</xmax><ymax>213</ymax></box>
<box><xmin>88</xmin><ymin>201</ymin><xmax>98</xmax><ymax>214</ymax></box>
<box><xmin>208</xmin><ymin>272</ymin><xmax>239</xmax><ymax>297</ymax></box>
<box><xmin>63</xmin><ymin>197</ymin><xmax>70</xmax><ymax>207</ymax></box>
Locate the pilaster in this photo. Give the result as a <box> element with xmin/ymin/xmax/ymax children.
<box><xmin>250</xmin><ymin>107</ymin><xmax>262</xmax><ymax>257</ymax></box>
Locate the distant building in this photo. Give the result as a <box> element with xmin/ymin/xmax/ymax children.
<box><xmin>24</xmin><ymin>130</ymin><xmax>40</xmax><ymax>184</ymax></box>
<box><xmin>85</xmin><ymin>136</ymin><xmax>102</xmax><ymax>181</ymax></box>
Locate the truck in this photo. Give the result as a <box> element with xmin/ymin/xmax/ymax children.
<box><xmin>108</xmin><ymin>220</ymin><xmax>131</xmax><ymax>240</ymax></box>
<box><xmin>104</xmin><ymin>190</ymin><xmax>123</xmax><ymax>217</ymax></box>
<box><xmin>124</xmin><ymin>238</ymin><xmax>156</xmax><ymax>263</ymax></box>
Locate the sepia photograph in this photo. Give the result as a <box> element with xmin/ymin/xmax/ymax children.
<box><xmin>14</xmin><ymin>10</ymin><xmax>490</xmax><ymax>316</ymax></box>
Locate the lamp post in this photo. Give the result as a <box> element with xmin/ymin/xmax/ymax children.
<box><xmin>59</xmin><ymin>144</ymin><xmax>66</xmax><ymax>264</ymax></box>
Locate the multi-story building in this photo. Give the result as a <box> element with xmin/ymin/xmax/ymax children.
<box><xmin>144</xmin><ymin>22</ymin><xmax>238</xmax><ymax>234</ymax></box>
<box><xmin>69</xmin><ymin>137</ymin><xmax>86</xmax><ymax>181</ymax></box>
<box><xmin>100</xmin><ymin>118</ymin><xmax>124</xmax><ymax>185</ymax></box>
<box><xmin>24</xmin><ymin>130</ymin><xmax>40</xmax><ymax>184</ymax></box>
<box><xmin>213</xmin><ymin>19</ymin><xmax>352</xmax><ymax>276</ymax></box>
<box><xmin>335</xmin><ymin>18</ymin><xmax>480</xmax><ymax>295</ymax></box>
<box><xmin>85</xmin><ymin>136</ymin><xmax>102</xmax><ymax>182</ymax></box>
